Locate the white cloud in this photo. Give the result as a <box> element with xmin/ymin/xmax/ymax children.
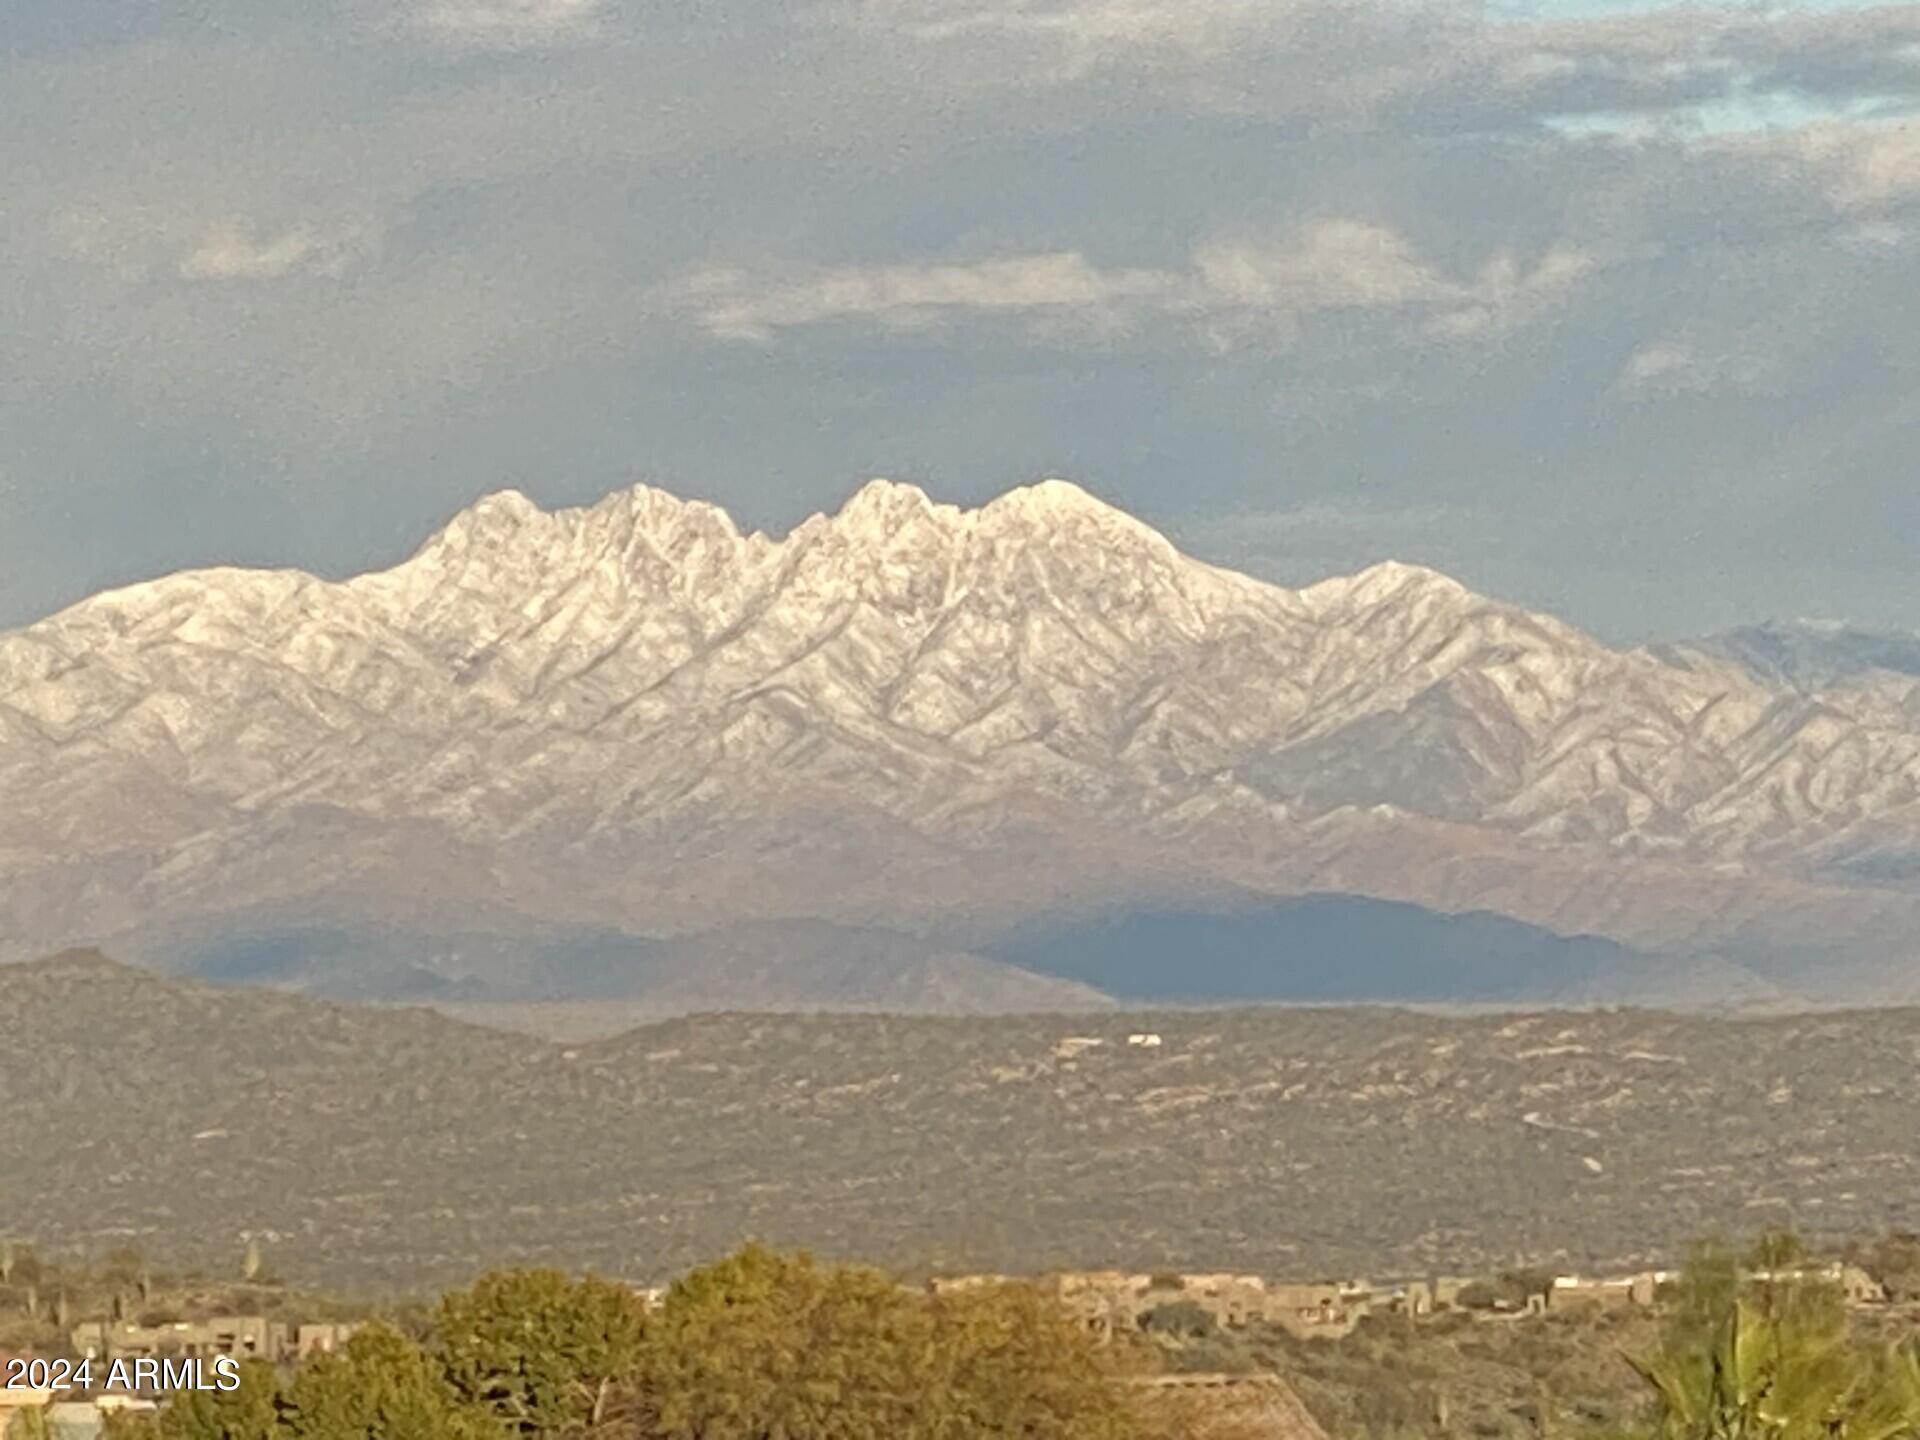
<box><xmin>179</xmin><ymin>220</ymin><xmax>377</xmax><ymax>282</ymax></box>
<box><xmin>1192</xmin><ymin>223</ymin><xmax>1592</xmax><ymax>343</ymax></box>
<box><xmin>843</xmin><ymin>0</ymin><xmax>1920</xmax><ymax>134</ymax></box>
<box><xmin>664</xmin><ymin>221</ymin><xmax>1595</xmax><ymax>349</ymax></box>
<box><xmin>855</xmin><ymin>0</ymin><xmax>1275</xmax><ymax>53</ymax></box>
<box><xmin>666</xmin><ymin>252</ymin><xmax>1180</xmax><ymax>344</ymax></box>
<box><xmin>1192</xmin><ymin>222</ymin><xmax>1438</xmax><ymax>311</ymax></box>
<box><xmin>1620</xmin><ymin>340</ymin><xmax>1696</xmax><ymax>388</ymax></box>
<box><xmin>410</xmin><ymin>0</ymin><xmax>606</xmax><ymax>49</ymax></box>
<box><xmin>1794</xmin><ymin>122</ymin><xmax>1920</xmax><ymax>211</ymax></box>
<box><xmin>1615</xmin><ymin>337</ymin><xmax>1786</xmax><ymax>398</ymax></box>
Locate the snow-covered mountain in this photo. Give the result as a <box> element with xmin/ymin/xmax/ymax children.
<box><xmin>3</xmin><ymin>478</ymin><xmax>1918</xmax><ymax>1003</ymax></box>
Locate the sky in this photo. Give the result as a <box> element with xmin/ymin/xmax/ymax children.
<box><xmin>2</xmin><ymin>0</ymin><xmax>1917</xmax><ymax>641</ymax></box>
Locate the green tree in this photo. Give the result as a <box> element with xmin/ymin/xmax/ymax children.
<box><xmin>128</xmin><ymin>1358</ymin><xmax>282</xmax><ymax>1440</ymax></box>
<box><xmin>638</xmin><ymin>1243</ymin><xmax>945</xmax><ymax>1440</ymax></box>
<box><xmin>283</xmin><ymin>1323</ymin><xmax>500</xmax><ymax>1440</ymax></box>
<box><xmin>112</xmin><ymin>1331</ymin><xmax>497</xmax><ymax>1440</ymax></box>
<box><xmin>930</xmin><ymin>1280</ymin><xmax>1140</xmax><ymax>1440</ymax></box>
<box><xmin>637</xmin><ymin>1245</ymin><xmax>1141</xmax><ymax>1440</ymax></box>
<box><xmin>434</xmin><ymin>1269</ymin><xmax>648</xmax><ymax>1437</ymax></box>
<box><xmin>1139</xmin><ymin>1300</ymin><xmax>1217</xmax><ymax>1338</ymax></box>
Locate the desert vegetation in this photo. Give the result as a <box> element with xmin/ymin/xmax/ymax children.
<box><xmin>100</xmin><ymin>1245</ymin><xmax>1140</xmax><ymax>1440</ymax></box>
<box><xmin>10</xmin><ymin>958</ymin><xmax>1920</xmax><ymax>1287</ymax></box>
<box><xmin>18</xmin><ymin>1233</ymin><xmax>1904</xmax><ymax>1440</ymax></box>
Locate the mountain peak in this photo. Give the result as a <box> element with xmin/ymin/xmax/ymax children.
<box><xmin>1354</xmin><ymin>559</ymin><xmax>1470</xmax><ymax>594</ymax></box>
<box><xmin>402</xmin><ymin>488</ymin><xmax>554</xmax><ymax>569</ymax></box>
<box><xmin>589</xmin><ymin>481</ymin><xmax>741</xmax><ymax>533</ymax></box>
<box><xmin>831</xmin><ymin>477</ymin><xmax>1134</xmax><ymax>534</ymax></box>
<box><xmin>834</xmin><ymin>478</ymin><xmax>943</xmax><ymax>533</ymax></box>
<box><xmin>975</xmin><ymin>479</ymin><xmax>1180</xmax><ymax>563</ymax></box>
<box><xmin>458</xmin><ymin>487</ymin><xmax>546</xmax><ymax>532</ymax></box>
<box><xmin>982</xmin><ymin>477</ymin><xmax>1123</xmax><ymax>521</ymax></box>
<box><xmin>1300</xmin><ymin>558</ymin><xmax>1474</xmax><ymax>614</ymax></box>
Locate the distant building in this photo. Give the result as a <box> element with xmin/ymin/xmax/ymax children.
<box><xmin>1181</xmin><ymin>1273</ymin><xmax>1281</xmax><ymax>1330</ymax></box>
<box><xmin>1042</xmin><ymin>1270</ymin><xmax>1372</xmax><ymax>1340</ymax></box>
<box><xmin>1433</xmin><ymin>1276</ymin><xmax>1475</xmax><ymax>1310</ymax></box>
<box><xmin>292</xmin><ymin>1322</ymin><xmax>358</xmax><ymax>1360</ymax></box>
<box><xmin>1259</xmin><ymin>1281</ymin><xmax>1371</xmax><ymax>1337</ymax></box>
<box><xmin>1548</xmin><ymin>1271</ymin><xmax>1661</xmax><ymax>1311</ymax></box>
<box><xmin>1749</xmin><ymin>1262</ymin><xmax>1890</xmax><ymax>1307</ymax></box>
<box><xmin>1048</xmin><ymin>1270</ymin><xmax>1153</xmax><ymax>1340</ymax></box>
<box><xmin>71</xmin><ymin>1315</ymin><xmax>358</xmax><ymax>1368</ymax></box>
<box><xmin>924</xmin><ymin>1249</ymin><xmax>1886</xmax><ymax>1347</ymax></box>
<box><xmin>1837</xmin><ymin>1263</ymin><xmax>1889</xmax><ymax>1306</ymax></box>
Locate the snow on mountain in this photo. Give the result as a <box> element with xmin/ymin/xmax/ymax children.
<box><xmin>2</xmin><ymin>478</ymin><xmax>1918</xmax><ymax>995</ymax></box>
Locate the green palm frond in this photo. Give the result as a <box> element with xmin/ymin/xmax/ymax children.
<box><xmin>1628</xmin><ymin>1300</ymin><xmax>1920</xmax><ymax>1440</ymax></box>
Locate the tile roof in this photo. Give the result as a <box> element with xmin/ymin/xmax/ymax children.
<box><xmin>1133</xmin><ymin>1373</ymin><xmax>1332</xmax><ymax>1440</ymax></box>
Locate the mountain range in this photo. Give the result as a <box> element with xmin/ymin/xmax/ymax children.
<box><xmin>2</xmin><ymin>478</ymin><xmax>1917</xmax><ymax>1014</ymax></box>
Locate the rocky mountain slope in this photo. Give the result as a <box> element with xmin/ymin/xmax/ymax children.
<box><xmin>5</xmin><ymin>952</ymin><xmax>1918</xmax><ymax>1288</ymax></box>
<box><xmin>2</xmin><ymin>478</ymin><xmax>1917</xmax><ymax>1001</ymax></box>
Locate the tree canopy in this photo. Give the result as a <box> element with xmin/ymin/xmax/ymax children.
<box><xmin>434</xmin><ymin>1268</ymin><xmax>648</xmax><ymax>1437</ymax></box>
<box><xmin>110</xmin><ymin>1246</ymin><xmax>1152</xmax><ymax>1440</ymax></box>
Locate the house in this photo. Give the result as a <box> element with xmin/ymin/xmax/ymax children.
<box><xmin>1747</xmin><ymin>1262</ymin><xmax>1889</xmax><ymax>1307</ymax></box>
<box><xmin>292</xmin><ymin>1322</ymin><xmax>359</xmax><ymax>1360</ymax></box>
<box><xmin>1049</xmin><ymin>1271</ymin><xmax>1159</xmax><ymax>1339</ymax></box>
<box><xmin>1181</xmin><ymin>1273</ymin><xmax>1279</xmax><ymax>1330</ymax></box>
<box><xmin>1548</xmin><ymin>1272</ymin><xmax>1660</xmax><ymax>1311</ymax></box>
<box><xmin>74</xmin><ymin>1314</ymin><xmax>280</xmax><ymax>1363</ymax></box>
<box><xmin>1396</xmin><ymin>1281</ymin><xmax>1434</xmax><ymax>1317</ymax></box>
<box><xmin>72</xmin><ymin>1314</ymin><xmax>304</xmax><ymax>1366</ymax></box>
<box><xmin>1836</xmin><ymin>1264</ymin><xmax>1889</xmax><ymax>1307</ymax></box>
<box><xmin>1259</xmin><ymin>1281</ymin><xmax>1371</xmax><ymax>1337</ymax></box>
<box><xmin>1433</xmin><ymin>1276</ymin><xmax>1476</xmax><ymax>1310</ymax></box>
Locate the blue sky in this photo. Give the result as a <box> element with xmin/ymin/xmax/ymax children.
<box><xmin>2</xmin><ymin>0</ymin><xmax>1918</xmax><ymax>640</ymax></box>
